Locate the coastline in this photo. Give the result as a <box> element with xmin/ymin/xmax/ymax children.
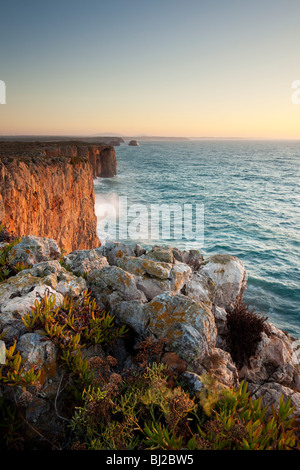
<box><xmin>0</xmin><ymin>140</ymin><xmax>299</xmax><ymax>450</ymax></box>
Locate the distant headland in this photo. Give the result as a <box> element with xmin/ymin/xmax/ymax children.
<box><xmin>0</xmin><ymin>134</ymin><xmax>191</xmax><ymax>144</ymax></box>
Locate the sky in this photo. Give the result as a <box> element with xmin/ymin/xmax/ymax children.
<box><xmin>1</xmin><ymin>0</ymin><xmax>300</xmax><ymax>139</ymax></box>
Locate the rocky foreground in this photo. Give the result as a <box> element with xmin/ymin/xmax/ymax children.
<box><xmin>0</xmin><ymin>235</ymin><xmax>299</xmax><ymax>443</ymax></box>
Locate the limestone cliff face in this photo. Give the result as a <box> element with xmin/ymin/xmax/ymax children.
<box><xmin>51</xmin><ymin>142</ymin><xmax>117</xmax><ymax>178</ymax></box>
<box><xmin>0</xmin><ymin>153</ymin><xmax>100</xmax><ymax>253</ymax></box>
<box><xmin>82</xmin><ymin>144</ymin><xmax>117</xmax><ymax>178</ymax></box>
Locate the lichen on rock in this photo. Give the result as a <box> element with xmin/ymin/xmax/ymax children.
<box><xmin>145</xmin><ymin>292</ymin><xmax>217</xmax><ymax>365</ymax></box>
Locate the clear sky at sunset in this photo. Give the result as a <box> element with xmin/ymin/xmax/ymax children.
<box><xmin>1</xmin><ymin>0</ymin><xmax>300</xmax><ymax>138</ymax></box>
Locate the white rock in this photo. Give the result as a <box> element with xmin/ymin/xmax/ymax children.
<box><xmin>170</xmin><ymin>260</ymin><xmax>192</xmax><ymax>293</ymax></box>
<box><xmin>0</xmin><ymin>261</ymin><xmax>86</xmax><ymax>341</ymax></box>
<box><xmin>198</xmin><ymin>348</ymin><xmax>239</xmax><ymax>388</ymax></box>
<box><xmin>0</xmin><ymin>340</ymin><xmax>6</xmax><ymax>364</ymax></box>
<box><xmin>199</xmin><ymin>254</ymin><xmax>247</xmax><ymax>310</ymax></box>
<box><xmin>239</xmin><ymin>329</ymin><xmax>296</xmax><ymax>387</ymax></box>
<box><xmin>136</xmin><ymin>276</ymin><xmax>171</xmax><ymax>301</ymax></box>
<box><xmin>184</xmin><ymin>271</ymin><xmax>216</xmax><ymax>308</ymax></box>
<box><xmin>117</xmin><ymin>255</ymin><xmax>172</xmax><ymax>280</ymax></box>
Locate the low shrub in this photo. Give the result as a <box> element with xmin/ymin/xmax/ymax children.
<box><xmin>225</xmin><ymin>300</ymin><xmax>269</xmax><ymax>368</ymax></box>
<box><xmin>70</xmin><ymin>361</ymin><xmax>300</xmax><ymax>451</ymax></box>
<box><xmin>0</xmin><ymin>227</ymin><xmax>29</xmax><ymax>281</ymax></box>
<box><xmin>22</xmin><ymin>289</ymin><xmax>128</xmax><ymax>395</ymax></box>
<box><xmin>0</xmin><ymin>290</ymin><xmax>128</xmax><ymax>449</ymax></box>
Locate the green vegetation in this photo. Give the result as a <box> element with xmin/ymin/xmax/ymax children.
<box><xmin>0</xmin><ymin>342</ymin><xmax>42</xmax><ymax>450</ymax></box>
<box><xmin>70</xmin><ymin>361</ymin><xmax>299</xmax><ymax>450</ymax></box>
<box><xmin>0</xmin><ymin>289</ymin><xmax>299</xmax><ymax>450</ymax></box>
<box><xmin>0</xmin><ymin>289</ymin><xmax>128</xmax><ymax>449</ymax></box>
<box><xmin>0</xmin><ymin>340</ymin><xmax>41</xmax><ymax>387</ymax></box>
<box><xmin>0</xmin><ymin>226</ymin><xmax>29</xmax><ymax>281</ymax></box>
<box><xmin>22</xmin><ymin>289</ymin><xmax>127</xmax><ymax>397</ymax></box>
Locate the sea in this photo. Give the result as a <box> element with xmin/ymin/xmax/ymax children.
<box><xmin>94</xmin><ymin>140</ymin><xmax>300</xmax><ymax>338</ymax></box>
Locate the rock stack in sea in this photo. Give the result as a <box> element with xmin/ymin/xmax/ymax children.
<box><xmin>128</xmin><ymin>140</ymin><xmax>139</xmax><ymax>146</ymax></box>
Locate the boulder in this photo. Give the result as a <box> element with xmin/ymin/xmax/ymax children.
<box><xmin>145</xmin><ymin>292</ymin><xmax>217</xmax><ymax>366</ymax></box>
<box><xmin>87</xmin><ymin>265</ymin><xmax>146</xmax><ymax>310</ymax></box>
<box><xmin>106</xmin><ymin>290</ymin><xmax>217</xmax><ymax>368</ymax></box>
<box><xmin>98</xmin><ymin>241</ymin><xmax>146</xmax><ymax>266</ymax></box>
<box><xmin>110</xmin><ymin>300</ymin><xmax>146</xmax><ymax>336</ymax></box>
<box><xmin>63</xmin><ymin>248</ymin><xmax>109</xmax><ymax>276</ymax></box>
<box><xmin>199</xmin><ymin>254</ymin><xmax>247</xmax><ymax>310</ymax></box>
<box><xmin>144</xmin><ymin>245</ymin><xmax>175</xmax><ymax>264</ymax></box>
<box><xmin>170</xmin><ymin>261</ymin><xmax>192</xmax><ymax>293</ymax></box>
<box><xmin>128</xmin><ymin>140</ymin><xmax>139</xmax><ymax>146</ymax></box>
<box><xmin>238</xmin><ymin>324</ymin><xmax>297</xmax><ymax>388</ymax></box>
<box><xmin>248</xmin><ymin>382</ymin><xmax>300</xmax><ymax>420</ymax></box>
<box><xmin>136</xmin><ymin>276</ymin><xmax>171</xmax><ymax>301</ymax></box>
<box><xmin>117</xmin><ymin>256</ymin><xmax>191</xmax><ymax>300</ymax></box>
<box><xmin>117</xmin><ymin>255</ymin><xmax>172</xmax><ymax>280</ymax></box>
<box><xmin>183</xmin><ymin>271</ymin><xmax>216</xmax><ymax>308</ymax></box>
<box><xmin>211</xmin><ymin>305</ymin><xmax>228</xmax><ymax>348</ymax></box>
<box><xmin>10</xmin><ymin>235</ymin><xmax>61</xmax><ymax>266</ymax></box>
<box><xmin>197</xmin><ymin>348</ymin><xmax>239</xmax><ymax>388</ymax></box>
<box><xmin>17</xmin><ymin>332</ymin><xmax>58</xmax><ymax>393</ymax></box>
<box><xmin>29</xmin><ymin>260</ymin><xmax>87</xmax><ymax>298</ymax></box>
<box><xmin>172</xmin><ymin>247</ymin><xmax>204</xmax><ymax>271</ymax></box>
<box><xmin>55</xmin><ymin>270</ymin><xmax>87</xmax><ymax>297</ymax></box>
<box><xmin>145</xmin><ymin>245</ymin><xmax>204</xmax><ymax>271</ymax></box>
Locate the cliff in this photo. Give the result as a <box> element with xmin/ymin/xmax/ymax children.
<box><xmin>0</xmin><ymin>152</ymin><xmax>100</xmax><ymax>253</ymax></box>
<box><xmin>80</xmin><ymin>143</ymin><xmax>117</xmax><ymax>178</ymax></box>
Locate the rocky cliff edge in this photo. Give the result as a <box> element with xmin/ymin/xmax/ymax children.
<box><xmin>0</xmin><ymin>150</ymin><xmax>101</xmax><ymax>253</ymax></box>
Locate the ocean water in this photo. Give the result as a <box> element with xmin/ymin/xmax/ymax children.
<box><xmin>94</xmin><ymin>140</ymin><xmax>300</xmax><ymax>338</ymax></box>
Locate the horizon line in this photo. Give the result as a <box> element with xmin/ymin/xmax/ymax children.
<box><xmin>1</xmin><ymin>133</ymin><xmax>300</xmax><ymax>141</ymax></box>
